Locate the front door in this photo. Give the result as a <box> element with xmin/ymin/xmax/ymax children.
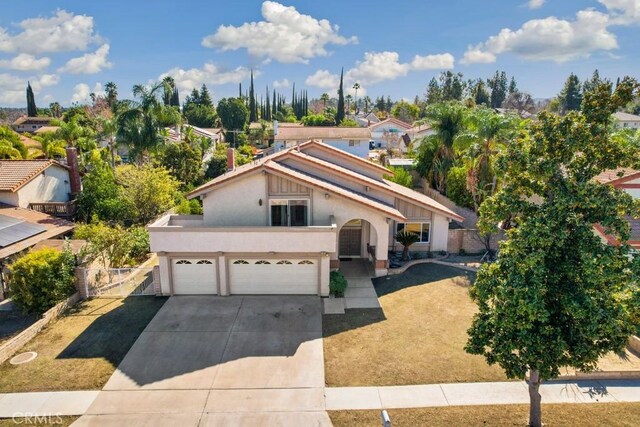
<box><xmin>339</xmin><ymin>228</ymin><xmax>362</xmax><ymax>257</ymax></box>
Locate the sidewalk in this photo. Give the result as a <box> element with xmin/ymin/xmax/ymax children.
<box><xmin>1</xmin><ymin>380</ymin><xmax>639</xmax><ymax>419</ymax></box>
<box><xmin>325</xmin><ymin>379</ymin><xmax>640</xmax><ymax>410</ymax></box>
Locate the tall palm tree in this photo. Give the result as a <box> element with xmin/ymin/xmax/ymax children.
<box><xmin>415</xmin><ymin>103</ymin><xmax>466</xmax><ymax>193</ymax></box>
<box><xmin>345</xmin><ymin>94</ymin><xmax>353</xmax><ymax>115</ymax></box>
<box><xmin>363</xmin><ymin>96</ymin><xmax>372</xmax><ymax>114</ymax></box>
<box><xmin>457</xmin><ymin>107</ymin><xmax>520</xmax><ymax>210</ymax></box>
<box><xmin>32</xmin><ymin>132</ymin><xmax>67</xmax><ymax>159</ymax></box>
<box><xmin>117</xmin><ymin>82</ymin><xmax>181</xmax><ymax>163</ymax></box>
<box><xmin>320</xmin><ymin>93</ymin><xmax>330</xmax><ymax>108</ymax></box>
<box><xmin>352</xmin><ymin>83</ymin><xmax>360</xmax><ymax>114</ymax></box>
<box><xmin>98</xmin><ymin>116</ymin><xmax>118</xmax><ymax>167</ymax></box>
<box><xmin>105</xmin><ymin>81</ymin><xmax>118</xmax><ymax>110</ymax></box>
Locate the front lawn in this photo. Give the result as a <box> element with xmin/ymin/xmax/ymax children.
<box><xmin>0</xmin><ymin>297</ymin><xmax>167</xmax><ymax>392</ymax></box>
<box><xmin>323</xmin><ymin>264</ymin><xmax>509</xmax><ymax>386</ymax></box>
<box><xmin>329</xmin><ymin>403</ymin><xmax>640</xmax><ymax>426</ymax></box>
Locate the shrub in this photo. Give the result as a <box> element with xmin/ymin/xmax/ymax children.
<box><xmin>128</xmin><ymin>227</ymin><xmax>150</xmax><ymax>263</ymax></box>
<box><xmin>330</xmin><ymin>270</ymin><xmax>348</xmax><ymax>296</ymax></box>
<box><xmin>9</xmin><ymin>248</ymin><xmax>76</xmax><ymax>314</ymax></box>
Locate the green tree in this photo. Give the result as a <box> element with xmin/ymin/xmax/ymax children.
<box><xmin>426</xmin><ymin>77</ymin><xmax>442</xmax><ymax>105</ymax></box>
<box><xmin>415</xmin><ymin>103</ymin><xmax>466</xmax><ymax>193</ymax></box>
<box><xmin>116</xmin><ymin>164</ymin><xmax>179</xmax><ymax>224</ymax></box>
<box><xmin>157</xmin><ymin>142</ymin><xmax>203</xmax><ymax>189</ymax></box>
<box><xmin>558</xmin><ymin>73</ymin><xmax>583</xmax><ymax>113</ymax></box>
<box><xmin>391</xmin><ymin>101</ymin><xmax>419</xmax><ymax>124</ymax></box>
<box><xmin>0</xmin><ymin>125</ymin><xmax>28</xmax><ymax>159</ymax></box>
<box><xmin>32</xmin><ymin>132</ymin><xmax>66</xmax><ymax>159</ymax></box>
<box><xmin>320</xmin><ymin>92</ymin><xmax>330</xmax><ymax>108</ymax></box>
<box><xmin>26</xmin><ymin>82</ymin><xmax>37</xmax><ymax>117</ymax></box>
<box><xmin>75</xmin><ymin>222</ymin><xmax>149</xmax><ymax>268</ymax></box>
<box><xmin>352</xmin><ymin>83</ymin><xmax>360</xmax><ymax>113</ymax></box>
<box><xmin>49</xmin><ymin>102</ymin><xmax>62</xmax><ymax>118</ymax></box>
<box><xmin>335</xmin><ymin>68</ymin><xmax>345</xmax><ymax>124</ymax></box>
<box><xmin>472</xmin><ymin>79</ymin><xmax>490</xmax><ymax>107</ymax></box>
<box><xmin>466</xmin><ymin>78</ymin><xmax>640</xmax><ymax>427</ymax></box>
<box><xmin>217</xmin><ymin>97</ymin><xmax>249</xmax><ymax>146</ymax></box>
<box><xmin>204</xmin><ymin>152</ymin><xmax>228</xmax><ymax>180</ymax></box>
<box><xmin>9</xmin><ymin>248</ymin><xmax>76</xmax><ymax>314</ymax></box>
<box><xmin>249</xmin><ymin>70</ymin><xmax>257</xmax><ymax>122</ymax></box>
<box><xmin>302</xmin><ymin>114</ymin><xmax>336</xmax><ymax>126</ymax></box>
<box><xmin>105</xmin><ymin>81</ymin><xmax>118</xmax><ymax>110</ymax></box>
<box><xmin>117</xmin><ymin>82</ymin><xmax>181</xmax><ymax>163</ymax></box>
<box><xmin>76</xmin><ymin>155</ymin><xmax>127</xmax><ymax>222</ymax></box>
<box><xmin>488</xmin><ymin>71</ymin><xmax>508</xmax><ymax>108</ymax></box>
<box><xmin>384</xmin><ymin>167</ymin><xmax>413</xmax><ymax>188</ymax></box>
<box><xmin>439</xmin><ymin>71</ymin><xmax>465</xmax><ymax>101</ymax></box>
<box><xmin>394</xmin><ymin>231</ymin><xmax>420</xmax><ymax>261</ymax></box>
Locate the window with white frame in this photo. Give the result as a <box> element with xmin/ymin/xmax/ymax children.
<box><xmin>396</xmin><ymin>222</ymin><xmax>430</xmax><ymax>243</ymax></box>
<box><xmin>270</xmin><ymin>199</ymin><xmax>309</xmax><ymax>227</ymax></box>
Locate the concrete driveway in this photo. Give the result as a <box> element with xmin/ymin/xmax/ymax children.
<box><xmin>77</xmin><ymin>296</ymin><xmax>330</xmax><ymax>426</ymax></box>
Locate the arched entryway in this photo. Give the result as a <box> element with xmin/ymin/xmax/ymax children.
<box><xmin>338</xmin><ymin>219</ymin><xmax>378</xmax><ymax>260</ymax></box>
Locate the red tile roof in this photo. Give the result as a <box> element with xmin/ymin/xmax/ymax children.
<box><xmin>593</xmin><ymin>168</ymin><xmax>640</xmax><ymax>185</ymax></box>
<box><xmin>0</xmin><ymin>160</ymin><xmax>67</xmax><ymax>192</ymax></box>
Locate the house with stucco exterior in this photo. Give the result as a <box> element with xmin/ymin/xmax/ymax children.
<box><xmin>273</xmin><ymin>125</ymin><xmax>371</xmax><ymax>158</ymax></box>
<box><xmin>148</xmin><ymin>140</ymin><xmax>463</xmax><ymax>296</ymax></box>
<box><xmin>613</xmin><ymin>112</ymin><xmax>640</xmax><ymax>130</ymax></box>
<box><xmin>369</xmin><ymin>118</ymin><xmax>412</xmax><ymax>151</ymax></box>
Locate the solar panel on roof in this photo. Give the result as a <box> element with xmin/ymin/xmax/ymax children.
<box><xmin>0</xmin><ymin>214</ymin><xmax>47</xmax><ymax>248</ymax></box>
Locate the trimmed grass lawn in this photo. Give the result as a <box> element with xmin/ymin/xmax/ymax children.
<box><xmin>329</xmin><ymin>403</ymin><xmax>640</xmax><ymax>426</ymax></box>
<box><xmin>0</xmin><ymin>297</ymin><xmax>167</xmax><ymax>393</ymax></box>
<box><xmin>323</xmin><ymin>264</ymin><xmax>509</xmax><ymax>386</ymax></box>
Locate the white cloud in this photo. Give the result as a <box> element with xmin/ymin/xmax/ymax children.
<box><xmin>305</xmin><ymin>70</ymin><xmax>340</xmax><ymax>90</ymax></box>
<box><xmin>59</xmin><ymin>44</ymin><xmax>112</xmax><ymax>74</ymax></box>
<box><xmin>599</xmin><ymin>0</ymin><xmax>640</xmax><ymax>25</ymax></box>
<box><xmin>202</xmin><ymin>1</ymin><xmax>357</xmax><ymax>63</ymax></box>
<box><xmin>411</xmin><ymin>53</ymin><xmax>456</xmax><ymax>70</ymax></box>
<box><xmin>70</xmin><ymin>82</ymin><xmax>103</xmax><ymax>104</ymax></box>
<box><xmin>0</xmin><ymin>72</ymin><xmax>59</xmax><ymax>104</ymax></box>
<box><xmin>0</xmin><ymin>53</ymin><xmax>50</xmax><ymax>71</ymax></box>
<box><xmin>0</xmin><ymin>10</ymin><xmax>99</xmax><ymax>54</ymax></box>
<box><xmin>461</xmin><ymin>8</ymin><xmax>617</xmax><ymax>63</ymax></box>
<box><xmin>527</xmin><ymin>0</ymin><xmax>545</xmax><ymax>10</ymax></box>
<box><xmin>160</xmin><ymin>63</ymin><xmax>254</xmax><ymax>93</ymax></box>
<box><xmin>306</xmin><ymin>50</ymin><xmax>454</xmax><ymax>94</ymax></box>
<box><xmin>273</xmin><ymin>78</ymin><xmax>289</xmax><ymax>88</ymax></box>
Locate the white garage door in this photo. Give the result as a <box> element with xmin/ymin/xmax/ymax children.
<box><xmin>172</xmin><ymin>259</ymin><xmax>217</xmax><ymax>295</ymax></box>
<box><xmin>229</xmin><ymin>258</ymin><xmax>318</xmax><ymax>295</ymax></box>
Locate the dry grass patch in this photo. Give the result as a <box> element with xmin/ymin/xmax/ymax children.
<box><xmin>329</xmin><ymin>403</ymin><xmax>640</xmax><ymax>426</ymax></box>
<box><xmin>0</xmin><ymin>297</ymin><xmax>167</xmax><ymax>393</ymax></box>
<box><xmin>323</xmin><ymin>264</ymin><xmax>508</xmax><ymax>386</ymax></box>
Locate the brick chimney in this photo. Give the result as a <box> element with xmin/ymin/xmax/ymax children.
<box><xmin>66</xmin><ymin>147</ymin><xmax>82</xmax><ymax>196</ymax></box>
<box><xmin>226</xmin><ymin>148</ymin><xmax>235</xmax><ymax>172</ymax></box>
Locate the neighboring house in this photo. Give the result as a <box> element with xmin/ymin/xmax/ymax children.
<box><xmin>148</xmin><ymin>140</ymin><xmax>464</xmax><ymax>296</ymax></box>
<box><xmin>369</xmin><ymin>118</ymin><xmax>412</xmax><ymax>151</ymax></box>
<box><xmin>613</xmin><ymin>112</ymin><xmax>640</xmax><ymax>130</ymax></box>
<box><xmin>0</xmin><ymin>204</ymin><xmax>75</xmax><ymax>298</ymax></box>
<box><xmin>593</xmin><ymin>168</ymin><xmax>640</xmax><ymax>249</ymax></box>
<box><xmin>34</xmin><ymin>126</ymin><xmax>60</xmax><ymax>135</ymax></box>
<box><xmin>273</xmin><ymin>126</ymin><xmax>371</xmax><ymax>158</ymax></box>
<box><xmin>354</xmin><ymin>112</ymin><xmax>380</xmax><ymax>128</ymax></box>
<box><xmin>11</xmin><ymin>116</ymin><xmax>54</xmax><ymax>133</ymax></box>
<box><xmin>388</xmin><ymin>158</ymin><xmax>416</xmax><ymax>169</ymax></box>
<box><xmin>404</xmin><ymin>123</ymin><xmax>435</xmax><ymax>150</ymax></box>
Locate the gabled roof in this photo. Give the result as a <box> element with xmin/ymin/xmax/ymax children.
<box><xmin>274</xmin><ymin>126</ymin><xmax>371</xmax><ymax>141</ymax></box>
<box><xmin>0</xmin><ymin>160</ymin><xmax>68</xmax><ymax>192</ymax></box>
<box><xmin>613</xmin><ymin>111</ymin><xmax>640</xmax><ymax>122</ymax></box>
<box><xmin>594</xmin><ymin>168</ymin><xmax>640</xmax><ymax>185</ymax></box>
<box><xmin>283</xmin><ymin>150</ymin><xmax>463</xmax><ymax>221</ymax></box>
<box><xmin>369</xmin><ymin>117</ymin><xmax>412</xmax><ymax>131</ymax></box>
<box><xmin>12</xmin><ymin>116</ymin><xmax>53</xmax><ymax>126</ymax></box>
<box><xmin>406</xmin><ymin>123</ymin><xmax>432</xmax><ymax>134</ymax></box>
<box><xmin>298</xmin><ymin>139</ymin><xmax>392</xmax><ymax>176</ymax></box>
<box><xmin>264</xmin><ymin>161</ymin><xmax>406</xmax><ymax>221</ymax></box>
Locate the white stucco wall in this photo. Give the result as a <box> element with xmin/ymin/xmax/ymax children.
<box><xmin>0</xmin><ymin>192</ymin><xmax>20</xmax><ymax>207</ymax></box>
<box><xmin>430</xmin><ymin>213</ymin><xmax>450</xmax><ymax>252</ymax></box>
<box><xmin>1</xmin><ymin>166</ymin><xmax>71</xmax><ymax>208</ymax></box>
<box><xmin>158</xmin><ymin>255</ymin><xmax>171</xmax><ymax>295</ymax></box>
<box><xmin>202</xmin><ymin>172</ymin><xmax>268</xmax><ymax>226</ymax></box>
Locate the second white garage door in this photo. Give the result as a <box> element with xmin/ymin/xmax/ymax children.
<box><xmin>172</xmin><ymin>259</ymin><xmax>217</xmax><ymax>294</ymax></box>
<box><xmin>229</xmin><ymin>258</ymin><xmax>318</xmax><ymax>294</ymax></box>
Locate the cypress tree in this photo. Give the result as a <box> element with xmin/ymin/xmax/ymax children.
<box><xmin>249</xmin><ymin>70</ymin><xmax>257</xmax><ymax>122</ymax></box>
<box><xmin>558</xmin><ymin>73</ymin><xmax>583</xmax><ymax>113</ymax></box>
<box><xmin>272</xmin><ymin>89</ymin><xmax>277</xmax><ymax>118</ymax></box>
<box><xmin>171</xmin><ymin>87</ymin><xmax>180</xmax><ymax>107</ymax></box>
<box><xmin>239</xmin><ymin>83</ymin><xmax>242</xmax><ymax>99</ymax></box>
<box><xmin>26</xmin><ymin>82</ymin><xmax>37</xmax><ymax>117</ymax></box>
<box><xmin>266</xmin><ymin>87</ymin><xmax>271</xmax><ymax>121</ymax></box>
<box><xmin>335</xmin><ymin>68</ymin><xmax>345</xmax><ymax>124</ymax></box>
<box><xmin>200</xmin><ymin>84</ymin><xmax>213</xmax><ymax>107</ymax></box>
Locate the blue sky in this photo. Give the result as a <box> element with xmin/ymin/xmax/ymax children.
<box><xmin>0</xmin><ymin>0</ymin><xmax>638</xmax><ymax>107</ymax></box>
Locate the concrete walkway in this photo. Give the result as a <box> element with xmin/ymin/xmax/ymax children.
<box><xmin>2</xmin><ymin>379</ymin><xmax>640</xmax><ymax>420</ymax></box>
<box><xmin>340</xmin><ymin>259</ymin><xmax>381</xmax><ymax>309</ymax></box>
